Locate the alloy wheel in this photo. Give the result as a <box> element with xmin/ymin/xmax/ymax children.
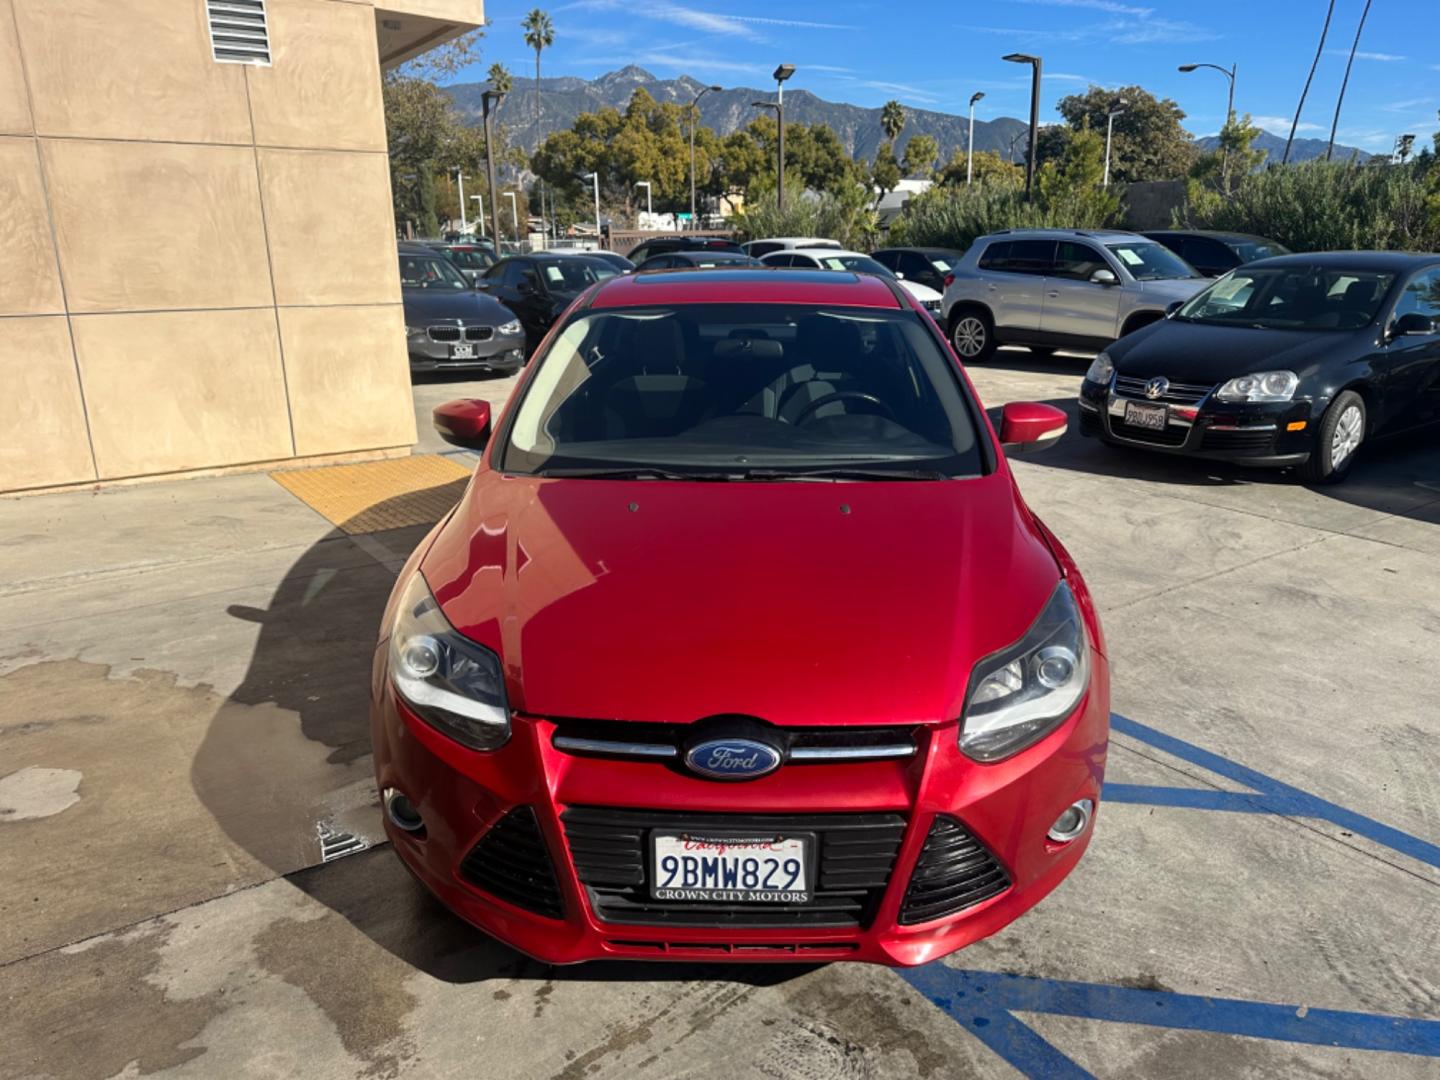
<box><xmin>953</xmin><ymin>317</ymin><xmax>987</xmax><ymax>358</ymax></box>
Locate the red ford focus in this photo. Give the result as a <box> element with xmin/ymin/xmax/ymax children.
<box><xmin>371</xmin><ymin>267</ymin><xmax>1109</xmax><ymax>966</ymax></box>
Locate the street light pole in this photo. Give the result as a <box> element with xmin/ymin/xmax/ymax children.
<box><xmin>470</xmin><ymin>195</ymin><xmax>484</xmax><ymax>237</ymax></box>
<box><xmin>1003</xmin><ymin>54</ymin><xmax>1042</xmax><ymax>201</ymax></box>
<box><xmin>635</xmin><ymin>181</ymin><xmax>652</xmax><ymax>218</ymax></box>
<box><xmin>689</xmin><ymin>84</ymin><xmax>722</xmax><ymax>228</ymax></box>
<box><xmin>456</xmin><ymin>170</ymin><xmax>468</xmax><ymax>232</ymax></box>
<box><xmin>967</xmin><ymin>92</ymin><xmax>985</xmax><ymax>185</ymax></box>
<box><xmin>1179</xmin><ymin>62</ymin><xmax>1237</xmax><ymax>183</ymax></box>
<box><xmin>481</xmin><ymin>88</ymin><xmax>506</xmax><ymax>250</ymax></box>
<box><xmin>1103</xmin><ymin>99</ymin><xmax>1127</xmax><ymax>187</ymax></box>
<box><xmin>504</xmin><ymin>190</ymin><xmax>518</xmax><ymax>243</ymax></box>
<box><xmin>584</xmin><ymin>171</ymin><xmax>600</xmax><ymax>244</ymax></box>
<box><xmin>773</xmin><ymin>65</ymin><xmax>795</xmax><ymax>211</ymax></box>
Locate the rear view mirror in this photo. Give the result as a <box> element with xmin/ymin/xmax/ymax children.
<box><xmin>1393</xmin><ymin>312</ymin><xmax>1437</xmax><ymax>337</ymax></box>
<box><xmin>999</xmin><ymin>402</ymin><xmax>1068</xmax><ymax>454</ymax></box>
<box><xmin>433</xmin><ymin>399</ymin><xmax>493</xmax><ymax>451</ymax></box>
<box><xmin>1090</xmin><ymin>268</ymin><xmax>1119</xmax><ymax>287</ymax></box>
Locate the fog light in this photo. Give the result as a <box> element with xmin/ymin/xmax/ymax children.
<box><xmin>1047</xmin><ymin>798</ymin><xmax>1093</xmax><ymax>843</ymax></box>
<box><xmin>383</xmin><ymin>788</ymin><xmax>425</xmax><ymax>833</ymax></box>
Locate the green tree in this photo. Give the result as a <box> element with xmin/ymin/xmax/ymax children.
<box><xmin>880</xmin><ymin>100</ymin><xmax>906</xmax><ymax>143</ymax></box>
<box><xmin>488</xmin><ymin>62</ymin><xmax>513</xmax><ymax>98</ymax></box>
<box><xmin>1052</xmin><ymin>85</ymin><xmax>1197</xmax><ymax>182</ymax></box>
<box><xmin>870</xmin><ymin>142</ymin><xmax>902</xmax><ymax>205</ymax></box>
<box><xmin>1190</xmin><ymin>113</ymin><xmax>1267</xmax><ymax>196</ymax></box>
<box><xmin>936</xmin><ymin>148</ymin><xmax>1023</xmax><ymax>187</ymax></box>
<box><xmin>521</xmin><ymin>9</ymin><xmax>555</xmax><ymax>138</ymax></box>
<box><xmin>902</xmin><ymin>134</ymin><xmax>939</xmax><ymax>178</ymax></box>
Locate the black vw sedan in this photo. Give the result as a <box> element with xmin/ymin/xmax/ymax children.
<box><xmin>1078</xmin><ymin>252</ymin><xmax>1440</xmax><ymax>483</ymax></box>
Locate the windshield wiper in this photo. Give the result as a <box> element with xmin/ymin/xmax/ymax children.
<box><xmin>739</xmin><ymin>466</ymin><xmax>950</xmax><ymax>481</ymax></box>
<box><xmin>533</xmin><ymin>466</ymin><xmax>739</xmax><ymax>480</ymax></box>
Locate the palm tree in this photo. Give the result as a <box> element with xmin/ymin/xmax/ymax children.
<box><xmin>521</xmin><ymin>9</ymin><xmax>555</xmax><ymax>141</ymax></box>
<box><xmin>1326</xmin><ymin>0</ymin><xmax>1373</xmax><ymax>161</ymax></box>
<box><xmin>1283</xmin><ymin>0</ymin><xmax>1335</xmax><ymax>165</ymax></box>
<box><xmin>488</xmin><ymin>62</ymin><xmax>513</xmax><ymax>98</ymax></box>
<box><xmin>880</xmin><ymin>100</ymin><xmax>905</xmax><ymax>144</ymax></box>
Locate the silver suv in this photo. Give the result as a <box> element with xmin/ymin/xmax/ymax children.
<box><xmin>939</xmin><ymin>229</ymin><xmax>1209</xmax><ymax>362</ymax></box>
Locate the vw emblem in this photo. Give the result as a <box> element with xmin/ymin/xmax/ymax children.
<box><xmin>1144</xmin><ymin>377</ymin><xmax>1169</xmax><ymax>400</ymax></box>
<box><xmin>684</xmin><ymin>738</ymin><xmax>783</xmax><ymax>781</ymax></box>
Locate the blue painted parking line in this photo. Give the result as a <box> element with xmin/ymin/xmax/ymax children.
<box><xmin>891</xmin><ymin>714</ymin><xmax>1440</xmax><ymax>1075</ymax></box>
<box><xmin>1107</xmin><ymin>713</ymin><xmax>1440</xmax><ymax>869</ymax></box>
<box><xmin>898</xmin><ymin>968</ymin><xmax>1440</xmax><ymax>1076</ymax></box>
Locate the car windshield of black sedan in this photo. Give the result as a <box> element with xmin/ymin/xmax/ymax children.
<box><xmin>399</xmin><ymin>254</ymin><xmax>468</xmax><ymax>290</ymax></box>
<box><xmin>814</xmin><ymin>255</ymin><xmax>894</xmax><ymax>277</ymax></box>
<box><xmin>500</xmin><ymin>304</ymin><xmax>982</xmax><ymax>478</ymax></box>
<box><xmin>1176</xmin><ymin>266</ymin><xmax>1396</xmax><ymax>331</ymax></box>
<box><xmin>1104</xmin><ymin>242</ymin><xmax>1199</xmax><ymax>280</ymax></box>
<box><xmin>540</xmin><ymin>260</ymin><xmax>610</xmax><ymax>291</ymax></box>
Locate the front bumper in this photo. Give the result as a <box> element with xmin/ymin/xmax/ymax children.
<box><xmin>1077</xmin><ymin>378</ymin><xmax>1315</xmax><ymax>465</ymax></box>
<box><xmin>407</xmin><ymin>333</ymin><xmax>525</xmax><ymax>374</ymax></box>
<box><xmin>370</xmin><ymin>651</ymin><xmax>1110</xmax><ymax>966</ymax></box>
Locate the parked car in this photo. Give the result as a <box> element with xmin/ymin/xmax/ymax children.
<box><xmin>742</xmin><ymin>236</ymin><xmax>843</xmax><ymax>258</ymax></box>
<box><xmin>635</xmin><ymin>251</ymin><xmax>762</xmax><ymax>271</ymax></box>
<box><xmin>581</xmin><ymin>250</ymin><xmax>635</xmax><ymax>274</ymax></box>
<box><xmin>480</xmin><ymin>253</ymin><xmax>619</xmax><ymax>353</ymax></box>
<box><xmin>1078</xmin><ymin>252</ymin><xmax>1440</xmax><ymax>483</ymax></box>
<box><xmin>759</xmin><ymin>248</ymin><xmax>943</xmax><ymax>315</ymax></box>
<box><xmin>373</xmin><ymin>266</ymin><xmax>1109</xmax><ymax>966</ymax></box>
<box><xmin>397</xmin><ymin>244</ymin><xmax>525</xmax><ymax>376</ymax></box>
<box><xmin>624</xmin><ymin>235</ymin><xmax>744</xmax><ymax>263</ymax></box>
<box><xmin>940</xmin><ymin>229</ymin><xmax>1209</xmax><ymax>362</ymax></box>
<box><xmin>1142</xmin><ymin>231</ymin><xmax>1291</xmax><ymax>278</ymax></box>
<box><xmin>428</xmin><ymin>243</ymin><xmax>497</xmax><ymax>284</ymax></box>
<box><xmin>871</xmin><ymin>246</ymin><xmax>966</xmax><ymax>295</ymax></box>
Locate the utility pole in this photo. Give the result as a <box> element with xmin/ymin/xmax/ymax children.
<box><xmin>481</xmin><ymin>88</ymin><xmax>506</xmax><ymax>251</ymax></box>
<box><xmin>1179</xmin><ymin>62</ymin><xmax>1237</xmax><ymax>183</ymax></box>
<box><xmin>967</xmin><ymin>92</ymin><xmax>985</xmax><ymax>185</ymax></box>
<box><xmin>504</xmin><ymin>191</ymin><xmax>518</xmax><ymax>243</ymax></box>
<box><xmin>456</xmin><ymin>170</ymin><xmax>468</xmax><ymax>232</ymax></box>
<box><xmin>1103</xmin><ymin>99</ymin><xmax>1127</xmax><ymax>187</ymax></box>
<box><xmin>584</xmin><ymin>171</ymin><xmax>600</xmax><ymax>244</ymax></box>
<box><xmin>470</xmin><ymin>195</ymin><xmax>484</xmax><ymax>237</ymax></box>
<box><xmin>635</xmin><ymin>181</ymin><xmax>652</xmax><ymax>218</ymax></box>
<box><xmin>1003</xmin><ymin>54</ymin><xmax>1042</xmax><ymax>201</ymax></box>
<box><xmin>689</xmin><ymin>84</ymin><xmax>722</xmax><ymax>228</ymax></box>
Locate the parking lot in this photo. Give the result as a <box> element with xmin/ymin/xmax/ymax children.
<box><xmin>2</xmin><ymin>352</ymin><xmax>1437</xmax><ymax>1079</ymax></box>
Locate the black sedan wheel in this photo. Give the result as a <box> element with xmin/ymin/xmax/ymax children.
<box><xmin>1300</xmin><ymin>390</ymin><xmax>1365</xmax><ymax>485</ymax></box>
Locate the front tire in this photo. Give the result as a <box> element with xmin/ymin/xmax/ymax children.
<box><xmin>1299</xmin><ymin>390</ymin><xmax>1365</xmax><ymax>485</ymax></box>
<box><xmin>950</xmin><ymin>309</ymin><xmax>996</xmax><ymax>363</ymax></box>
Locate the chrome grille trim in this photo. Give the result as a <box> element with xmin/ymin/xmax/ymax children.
<box><xmin>789</xmin><ymin>744</ymin><xmax>916</xmax><ymax>761</ymax></box>
<box><xmin>553</xmin><ymin>736</ymin><xmax>678</xmax><ymax>758</ymax></box>
<box><xmin>1112</xmin><ymin>374</ymin><xmax>1214</xmax><ymax>405</ymax></box>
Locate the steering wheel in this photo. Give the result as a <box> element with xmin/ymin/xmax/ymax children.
<box><xmin>792</xmin><ymin>391</ymin><xmax>896</xmax><ymax>426</ymax></box>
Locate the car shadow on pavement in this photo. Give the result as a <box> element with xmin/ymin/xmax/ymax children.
<box><xmin>191</xmin><ymin>484</ymin><xmax>811</xmax><ymax>990</ymax></box>
<box><xmin>996</xmin><ymin>397</ymin><xmax>1440</xmax><ymax>526</ymax></box>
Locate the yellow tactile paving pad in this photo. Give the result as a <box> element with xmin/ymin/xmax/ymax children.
<box><xmin>271</xmin><ymin>455</ymin><xmax>472</xmax><ymax>534</ymax></box>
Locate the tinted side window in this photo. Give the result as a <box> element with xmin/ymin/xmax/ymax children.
<box><xmin>977</xmin><ymin>241</ymin><xmax>1012</xmax><ymax>270</ymax></box>
<box><xmin>1182</xmin><ymin>238</ymin><xmax>1236</xmax><ymax>271</ymax></box>
<box><xmin>766</xmin><ymin>253</ymin><xmax>797</xmax><ymax>267</ymax></box>
<box><xmin>1394</xmin><ymin>269</ymin><xmax>1440</xmax><ymax>320</ymax></box>
<box><xmin>1009</xmin><ymin>240</ymin><xmax>1057</xmax><ymax>275</ymax></box>
<box><xmin>748</xmin><ymin>242</ymin><xmax>782</xmax><ymax>258</ymax></box>
<box><xmin>900</xmin><ymin>253</ymin><xmax>932</xmax><ymax>279</ymax></box>
<box><xmin>872</xmin><ymin>251</ymin><xmax>900</xmax><ymax>272</ymax></box>
<box><xmin>1052</xmin><ymin>242</ymin><xmax>1108</xmax><ymax>281</ymax></box>
<box><xmin>482</xmin><ymin>260</ymin><xmax>507</xmax><ymax>282</ymax></box>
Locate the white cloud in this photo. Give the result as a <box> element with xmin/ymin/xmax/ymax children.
<box><xmin>859</xmin><ymin>80</ymin><xmax>940</xmax><ymax>104</ymax></box>
<box><xmin>1007</xmin><ymin>0</ymin><xmax>1153</xmax><ymax>14</ymax></box>
<box><xmin>561</xmin><ymin>1</ymin><xmax>854</xmax><ymax>40</ymax></box>
<box><xmin>1381</xmin><ymin>97</ymin><xmax>1435</xmax><ymax>112</ymax></box>
<box><xmin>1325</xmin><ymin>48</ymin><xmax>1405</xmax><ymax>62</ymax></box>
<box><xmin>638</xmin><ymin>52</ymin><xmax>771</xmax><ymax>78</ymax></box>
<box><xmin>1252</xmin><ymin>115</ymin><xmax>1324</xmax><ymax>134</ymax></box>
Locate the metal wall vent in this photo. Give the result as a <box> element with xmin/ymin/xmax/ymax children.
<box><xmin>207</xmin><ymin>0</ymin><xmax>271</xmax><ymax>65</ymax></box>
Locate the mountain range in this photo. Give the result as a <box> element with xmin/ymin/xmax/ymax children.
<box><xmin>446</xmin><ymin>65</ymin><xmax>1370</xmax><ymax>167</ymax></box>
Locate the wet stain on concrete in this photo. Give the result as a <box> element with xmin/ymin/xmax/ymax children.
<box><xmin>253</xmin><ymin>914</ymin><xmax>420</xmax><ymax>1078</ymax></box>
<box><xmin>534</xmin><ymin>979</ymin><xmax>556</xmax><ymax>1018</ymax></box>
<box><xmin>0</xmin><ymin>766</ymin><xmax>82</xmax><ymax>820</ymax></box>
<box><xmin>1115</xmin><ymin>973</ymin><xmax>1176</xmax><ymax>993</ymax></box>
<box><xmin>0</xmin><ymin>922</ymin><xmax>224</xmax><ymax>1080</ymax></box>
<box><xmin>758</xmin><ymin>1019</ymin><xmax>875</xmax><ymax>1080</ymax></box>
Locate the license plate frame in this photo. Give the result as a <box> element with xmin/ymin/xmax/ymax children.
<box><xmin>450</xmin><ymin>343</ymin><xmax>476</xmax><ymax>359</ymax></box>
<box><xmin>1124</xmin><ymin>400</ymin><xmax>1168</xmax><ymax>431</ymax></box>
<box><xmin>650</xmin><ymin>831</ymin><xmax>814</xmax><ymax>904</ymax></box>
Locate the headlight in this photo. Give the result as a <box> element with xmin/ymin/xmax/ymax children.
<box><xmin>1214</xmin><ymin>370</ymin><xmax>1298</xmax><ymax>403</ymax></box>
<box><xmin>498</xmin><ymin>319</ymin><xmax>523</xmax><ymax>336</ymax></box>
<box><xmin>960</xmin><ymin>582</ymin><xmax>1090</xmax><ymax>762</ymax></box>
<box><xmin>405</xmin><ymin>325</ymin><xmax>423</xmax><ymax>336</ymax></box>
<box><xmin>386</xmin><ymin>571</ymin><xmax>509</xmax><ymax>750</ymax></box>
<box><xmin>1084</xmin><ymin>352</ymin><xmax>1114</xmax><ymax>385</ymax></box>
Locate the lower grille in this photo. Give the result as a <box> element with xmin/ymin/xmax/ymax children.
<box><xmin>899</xmin><ymin>815</ymin><xmax>1009</xmax><ymax>925</ymax></box>
<box><xmin>1112</xmin><ymin>420</ymin><xmax>1188</xmax><ymax>446</ymax></box>
<box><xmin>1200</xmin><ymin>427</ymin><xmax>1276</xmax><ymax>454</ymax></box>
<box><xmin>458</xmin><ymin>807</ymin><xmax>565</xmax><ymax>919</ymax></box>
<box><xmin>560</xmin><ymin>806</ymin><xmax>906</xmax><ymax>928</ymax></box>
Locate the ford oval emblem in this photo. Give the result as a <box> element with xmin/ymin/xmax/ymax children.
<box><xmin>684</xmin><ymin>738</ymin><xmax>783</xmax><ymax>781</ymax></box>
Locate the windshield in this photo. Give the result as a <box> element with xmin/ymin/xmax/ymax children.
<box><xmin>815</xmin><ymin>255</ymin><xmax>894</xmax><ymax>277</ymax></box>
<box><xmin>445</xmin><ymin>248</ymin><xmax>492</xmax><ymax>270</ymax></box>
<box><xmin>399</xmin><ymin>254</ymin><xmax>468</xmax><ymax>290</ymax></box>
<box><xmin>1232</xmin><ymin>240</ymin><xmax>1291</xmax><ymax>262</ymax></box>
<box><xmin>500</xmin><ymin>304</ymin><xmax>983</xmax><ymax>479</ymax></box>
<box><xmin>1105</xmin><ymin>242</ymin><xmax>1199</xmax><ymax>281</ymax></box>
<box><xmin>928</xmin><ymin>257</ymin><xmax>956</xmax><ymax>273</ymax></box>
<box><xmin>541</xmin><ymin>260</ymin><xmax>607</xmax><ymax>292</ymax></box>
<box><xmin>1177</xmin><ymin>266</ymin><xmax>1396</xmax><ymax>331</ymax></box>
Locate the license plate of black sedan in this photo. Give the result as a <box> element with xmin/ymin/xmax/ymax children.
<box><xmin>650</xmin><ymin>832</ymin><xmax>812</xmax><ymax>903</ymax></box>
<box><xmin>1124</xmin><ymin>401</ymin><xmax>1168</xmax><ymax>430</ymax></box>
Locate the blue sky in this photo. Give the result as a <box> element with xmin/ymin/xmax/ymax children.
<box><xmin>463</xmin><ymin>0</ymin><xmax>1439</xmax><ymax>153</ymax></box>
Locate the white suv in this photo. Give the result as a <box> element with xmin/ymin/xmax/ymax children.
<box><xmin>939</xmin><ymin>229</ymin><xmax>1208</xmax><ymax>361</ymax></box>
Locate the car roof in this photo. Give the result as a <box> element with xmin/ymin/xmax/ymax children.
<box><xmin>1144</xmin><ymin>230</ymin><xmax>1281</xmax><ymax>244</ymax></box>
<box><xmin>982</xmin><ymin>228</ymin><xmax>1147</xmax><ymax>243</ymax></box>
<box><xmin>774</xmin><ymin>248</ymin><xmax>870</xmax><ymax>258</ymax></box>
<box><xmin>1245</xmin><ymin>251</ymin><xmax>1440</xmax><ymax>272</ymax></box>
<box><xmin>873</xmin><ymin>246</ymin><xmax>965</xmax><ymax>256</ymax></box>
<box><xmin>588</xmin><ymin>267</ymin><xmax>903</xmax><ymax>309</ymax></box>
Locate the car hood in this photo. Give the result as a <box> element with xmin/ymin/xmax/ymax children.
<box><xmin>402</xmin><ymin>288</ymin><xmax>515</xmax><ymax>324</ymax></box>
<box><xmin>1134</xmin><ymin>277</ymin><xmax>1209</xmax><ymax>301</ymax></box>
<box><xmin>1110</xmin><ymin>320</ymin><xmax>1362</xmax><ymax>383</ymax></box>
<box><xmin>899</xmin><ymin>279</ymin><xmax>942</xmax><ymax>302</ymax></box>
<box><xmin>421</xmin><ymin>472</ymin><xmax>1061</xmax><ymax>726</ymax></box>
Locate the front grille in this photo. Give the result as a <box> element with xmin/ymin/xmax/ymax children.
<box><xmin>560</xmin><ymin>806</ymin><xmax>906</xmax><ymax>928</ymax></box>
<box><xmin>550</xmin><ymin>719</ymin><xmax>918</xmax><ymax>764</ymax></box>
<box><xmin>1113</xmin><ymin>375</ymin><xmax>1214</xmax><ymax>405</ymax></box>
<box><xmin>458</xmin><ymin>807</ymin><xmax>565</xmax><ymax>919</ymax></box>
<box><xmin>427</xmin><ymin>326</ymin><xmax>461</xmax><ymax>342</ymax></box>
<box><xmin>465</xmin><ymin>326</ymin><xmax>494</xmax><ymax>342</ymax></box>
<box><xmin>899</xmin><ymin>815</ymin><xmax>1010</xmax><ymax>925</ymax></box>
<box><xmin>1200</xmin><ymin>427</ymin><xmax>1277</xmax><ymax>454</ymax></box>
<box><xmin>429</xmin><ymin>325</ymin><xmax>496</xmax><ymax>343</ymax></box>
<box><xmin>1112</xmin><ymin>420</ymin><xmax>1188</xmax><ymax>446</ymax></box>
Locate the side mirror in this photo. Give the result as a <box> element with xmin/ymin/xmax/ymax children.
<box><xmin>1090</xmin><ymin>268</ymin><xmax>1119</xmax><ymax>287</ymax></box>
<box><xmin>1393</xmin><ymin>312</ymin><xmax>1437</xmax><ymax>337</ymax></box>
<box><xmin>894</xmin><ymin>271</ymin><xmax>906</xmax><ymax>280</ymax></box>
<box><xmin>999</xmin><ymin>401</ymin><xmax>1068</xmax><ymax>454</ymax></box>
<box><xmin>433</xmin><ymin>399</ymin><xmax>492</xmax><ymax>451</ymax></box>
<box><xmin>1165</xmin><ymin>300</ymin><xmax>1184</xmax><ymax>316</ymax></box>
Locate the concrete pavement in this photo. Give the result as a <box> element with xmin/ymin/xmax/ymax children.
<box><xmin>2</xmin><ymin>357</ymin><xmax>1436</xmax><ymax>1078</ymax></box>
